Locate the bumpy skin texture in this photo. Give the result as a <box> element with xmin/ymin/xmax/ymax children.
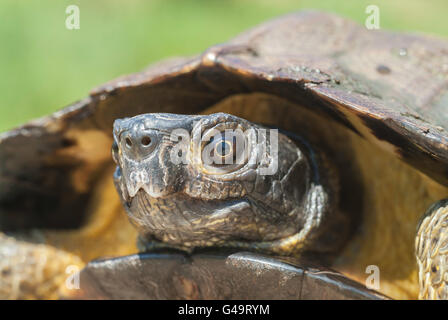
<box><xmin>416</xmin><ymin>199</ymin><xmax>448</xmax><ymax>300</ymax></box>
<box><xmin>113</xmin><ymin>113</ymin><xmax>344</xmax><ymax>255</ymax></box>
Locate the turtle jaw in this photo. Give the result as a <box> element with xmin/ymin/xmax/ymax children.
<box><xmin>115</xmin><ymin>180</ymin><xmax>300</xmax><ymax>250</ymax></box>
<box><xmin>113</xmin><ymin>154</ymin><xmax>301</xmax><ymax>251</ymax></box>
<box><xmin>113</xmin><ymin>158</ymin><xmax>302</xmax><ymax>251</ymax></box>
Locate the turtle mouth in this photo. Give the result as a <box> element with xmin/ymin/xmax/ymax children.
<box><xmin>114</xmin><ymin>165</ymin><xmax>257</xmax><ymax>244</ymax></box>
<box><xmin>114</xmin><ymin>162</ymin><xmax>300</xmax><ymax>249</ymax></box>
<box><xmin>114</xmin><ymin>162</ymin><xmax>251</xmax><ymax>232</ymax></box>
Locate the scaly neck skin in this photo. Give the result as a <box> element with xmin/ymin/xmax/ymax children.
<box><xmin>416</xmin><ymin>199</ymin><xmax>448</xmax><ymax>300</ymax></box>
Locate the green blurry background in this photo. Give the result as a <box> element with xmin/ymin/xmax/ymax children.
<box><xmin>0</xmin><ymin>0</ymin><xmax>447</xmax><ymax>132</ymax></box>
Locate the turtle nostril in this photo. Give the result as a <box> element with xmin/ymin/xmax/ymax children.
<box><xmin>141</xmin><ymin>136</ymin><xmax>151</xmax><ymax>146</ymax></box>
<box><xmin>125</xmin><ymin>137</ymin><xmax>133</xmax><ymax>148</ymax></box>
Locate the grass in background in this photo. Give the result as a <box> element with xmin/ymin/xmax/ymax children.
<box><xmin>0</xmin><ymin>0</ymin><xmax>447</xmax><ymax>132</ymax></box>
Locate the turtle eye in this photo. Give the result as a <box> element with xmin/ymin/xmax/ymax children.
<box><xmin>201</xmin><ymin>130</ymin><xmax>248</xmax><ymax>174</ymax></box>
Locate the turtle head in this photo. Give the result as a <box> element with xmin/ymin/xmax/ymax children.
<box><xmin>112</xmin><ymin>112</ymin><xmax>337</xmax><ymax>254</ymax></box>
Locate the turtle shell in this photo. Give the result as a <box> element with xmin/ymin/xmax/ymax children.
<box><xmin>1</xmin><ymin>11</ymin><xmax>448</xmax><ymax>299</ymax></box>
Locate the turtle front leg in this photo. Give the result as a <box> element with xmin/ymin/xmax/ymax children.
<box><xmin>416</xmin><ymin>199</ymin><xmax>448</xmax><ymax>300</ymax></box>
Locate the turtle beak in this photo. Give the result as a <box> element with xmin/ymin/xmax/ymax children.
<box><xmin>112</xmin><ymin>159</ymin><xmax>158</xmax><ymax>204</ymax></box>
<box><xmin>122</xmin><ymin>163</ymin><xmax>151</xmax><ymax>198</ymax></box>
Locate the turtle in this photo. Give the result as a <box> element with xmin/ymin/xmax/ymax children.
<box><xmin>0</xmin><ymin>11</ymin><xmax>447</xmax><ymax>300</ymax></box>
